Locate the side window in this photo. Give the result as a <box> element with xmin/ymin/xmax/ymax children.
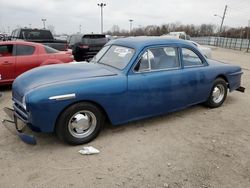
<box><xmin>44</xmin><ymin>46</ymin><xmax>59</xmax><ymax>54</ymax></box>
<box><xmin>182</xmin><ymin>48</ymin><xmax>203</xmax><ymax>67</ymax></box>
<box><xmin>16</xmin><ymin>45</ymin><xmax>35</xmax><ymax>56</ymax></box>
<box><xmin>0</xmin><ymin>45</ymin><xmax>13</xmax><ymax>57</ymax></box>
<box><xmin>135</xmin><ymin>47</ymin><xmax>179</xmax><ymax>72</ymax></box>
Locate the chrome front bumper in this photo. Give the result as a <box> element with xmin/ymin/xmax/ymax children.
<box><xmin>2</xmin><ymin>107</ymin><xmax>36</xmax><ymax>145</ymax></box>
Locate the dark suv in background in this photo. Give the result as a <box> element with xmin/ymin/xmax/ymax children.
<box><xmin>67</xmin><ymin>34</ymin><xmax>108</xmax><ymax>61</ymax></box>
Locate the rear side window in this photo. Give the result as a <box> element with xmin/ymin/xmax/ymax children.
<box><xmin>0</xmin><ymin>45</ymin><xmax>13</xmax><ymax>57</ymax></box>
<box><xmin>16</xmin><ymin>45</ymin><xmax>35</xmax><ymax>56</ymax></box>
<box><xmin>182</xmin><ymin>48</ymin><xmax>203</xmax><ymax>67</ymax></box>
<box><xmin>44</xmin><ymin>45</ymin><xmax>59</xmax><ymax>54</ymax></box>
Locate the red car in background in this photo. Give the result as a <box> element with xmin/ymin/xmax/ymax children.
<box><xmin>0</xmin><ymin>41</ymin><xmax>74</xmax><ymax>85</ymax></box>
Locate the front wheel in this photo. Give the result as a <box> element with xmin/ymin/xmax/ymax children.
<box><xmin>204</xmin><ymin>78</ymin><xmax>228</xmax><ymax>108</ymax></box>
<box><xmin>55</xmin><ymin>102</ymin><xmax>105</xmax><ymax>145</ymax></box>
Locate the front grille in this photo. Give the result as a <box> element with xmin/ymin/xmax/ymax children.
<box><xmin>12</xmin><ymin>90</ymin><xmax>23</xmax><ymax>103</ymax></box>
<box><xmin>13</xmin><ymin>99</ymin><xmax>28</xmax><ymax>122</ymax></box>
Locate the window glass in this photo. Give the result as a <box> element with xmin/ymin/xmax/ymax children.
<box><xmin>0</xmin><ymin>45</ymin><xmax>13</xmax><ymax>57</ymax></box>
<box><xmin>182</xmin><ymin>48</ymin><xmax>203</xmax><ymax>67</ymax></box>
<box><xmin>16</xmin><ymin>45</ymin><xmax>35</xmax><ymax>56</ymax></box>
<box><xmin>91</xmin><ymin>45</ymin><xmax>110</xmax><ymax>63</ymax></box>
<box><xmin>44</xmin><ymin>45</ymin><xmax>59</xmax><ymax>54</ymax></box>
<box><xmin>20</xmin><ymin>29</ymin><xmax>53</xmax><ymax>40</ymax></box>
<box><xmin>135</xmin><ymin>51</ymin><xmax>149</xmax><ymax>71</ymax></box>
<box><xmin>82</xmin><ymin>35</ymin><xmax>107</xmax><ymax>45</ymax></box>
<box><xmin>135</xmin><ymin>47</ymin><xmax>179</xmax><ymax>72</ymax></box>
<box><xmin>97</xmin><ymin>45</ymin><xmax>135</xmax><ymax>69</ymax></box>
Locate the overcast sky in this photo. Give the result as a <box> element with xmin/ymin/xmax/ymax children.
<box><xmin>0</xmin><ymin>0</ymin><xmax>249</xmax><ymax>35</ymax></box>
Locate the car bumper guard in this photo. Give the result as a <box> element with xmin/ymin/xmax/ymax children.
<box><xmin>2</xmin><ymin>107</ymin><xmax>36</xmax><ymax>145</ymax></box>
<box><xmin>236</xmin><ymin>86</ymin><xmax>245</xmax><ymax>93</ymax></box>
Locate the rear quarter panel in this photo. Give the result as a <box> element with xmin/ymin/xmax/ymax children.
<box><xmin>207</xmin><ymin>60</ymin><xmax>242</xmax><ymax>91</ymax></box>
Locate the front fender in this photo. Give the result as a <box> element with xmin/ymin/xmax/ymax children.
<box><xmin>26</xmin><ymin>76</ymin><xmax>127</xmax><ymax>132</ymax></box>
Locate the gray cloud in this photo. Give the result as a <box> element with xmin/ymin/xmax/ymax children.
<box><xmin>0</xmin><ymin>0</ymin><xmax>249</xmax><ymax>34</ymax></box>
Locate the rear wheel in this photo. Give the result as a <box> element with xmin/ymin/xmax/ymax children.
<box><xmin>56</xmin><ymin>102</ymin><xmax>105</xmax><ymax>145</ymax></box>
<box><xmin>205</xmin><ymin>78</ymin><xmax>228</xmax><ymax>108</ymax></box>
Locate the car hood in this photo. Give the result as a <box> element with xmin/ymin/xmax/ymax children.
<box><xmin>12</xmin><ymin>63</ymin><xmax>117</xmax><ymax>101</ymax></box>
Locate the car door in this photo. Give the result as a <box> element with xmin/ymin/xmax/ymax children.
<box><xmin>127</xmin><ymin>46</ymin><xmax>188</xmax><ymax>120</ymax></box>
<box><xmin>0</xmin><ymin>44</ymin><xmax>16</xmax><ymax>82</ymax></box>
<box><xmin>15</xmin><ymin>44</ymin><xmax>38</xmax><ymax>78</ymax></box>
<box><xmin>180</xmin><ymin>47</ymin><xmax>210</xmax><ymax>104</ymax></box>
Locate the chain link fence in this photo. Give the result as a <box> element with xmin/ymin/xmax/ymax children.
<box><xmin>192</xmin><ymin>36</ymin><xmax>250</xmax><ymax>52</ymax></box>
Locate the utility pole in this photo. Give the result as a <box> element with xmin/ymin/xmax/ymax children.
<box><xmin>129</xmin><ymin>19</ymin><xmax>134</xmax><ymax>34</ymax></box>
<box><xmin>247</xmin><ymin>20</ymin><xmax>250</xmax><ymax>39</ymax></box>
<box><xmin>41</xmin><ymin>18</ymin><xmax>46</xmax><ymax>29</ymax></box>
<box><xmin>97</xmin><ymin>3</ymin><xmax>106</xmax><ymax>34</ymax></box>
<box><xmin>219</xmin><ymin>5</ymin><xmax>227</xmax><ymax>34</ymax></box>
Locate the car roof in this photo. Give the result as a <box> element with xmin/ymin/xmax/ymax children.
<box><xmin>108</xmin><ymin>37</ymin><xmax>194</xmax><ymax>50</ymax></box>
<box><xmin>0</xmin><ymin>40</ymin><xmax>40</xmax><ymax>46</ymax></box>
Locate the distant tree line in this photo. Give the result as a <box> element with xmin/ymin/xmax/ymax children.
<box><xmin>106</xmin><ymin>23</ymin><xmax>250</xmax><ymax>39</ymax></box>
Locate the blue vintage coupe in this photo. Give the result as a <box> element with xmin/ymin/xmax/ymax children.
<box><xmin>2</xmin><ymin>37</ymin><xmax>245</xmax><ymax>145</ymax></box>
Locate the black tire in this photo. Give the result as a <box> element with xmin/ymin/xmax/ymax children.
<box><xmin>55</xmin><ymin>102</ymin><xmax>105</xmax><ymax>145</ymax></box>
<box><xmin>204</xmin><ymin>78</ymin><xmax>228</xmax><ymax>108</ymax></box>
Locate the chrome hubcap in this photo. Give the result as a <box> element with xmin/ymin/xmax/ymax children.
<box><xmin>212</xmin><ymin>84</ymin><xmax>225</xmax><ymax>103</ymax></box>
<box><xmin>68</xmin><ymin>111</ymin><xmax>97</xmax><ymax>138</ymax></box>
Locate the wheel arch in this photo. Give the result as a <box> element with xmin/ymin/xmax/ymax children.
<box><xmin>54</xmin><ymin>99</ymin><xmax>111</xmax><ymax>132</ymax></box>
<box><xmin>216</xmin><ymin>74</ymin><xmax>229</xmax><ymax>88</ymax></box>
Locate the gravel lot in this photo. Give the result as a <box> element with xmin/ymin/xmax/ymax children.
<box><xmin>0</xmin><ymin>47</ymin><xmax>249</xmax><ymax>188</ymax></box>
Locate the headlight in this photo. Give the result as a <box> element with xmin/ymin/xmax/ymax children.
<box><xmin>22</xmin><ymin>96</ymin><xmax>27</xmax><ymax>110</ymax></box>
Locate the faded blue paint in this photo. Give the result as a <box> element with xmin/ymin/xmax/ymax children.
<box><xmin>11</xmin><ymin>37</ymin><xmax>243</xmax><ymax>133</ymax></box>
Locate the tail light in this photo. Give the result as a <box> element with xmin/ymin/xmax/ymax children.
<box><xmin>64</xmin><ymin>44</ymin><xmax>68</xmax><ymax>50</ymax></box>
<box><xmin>79</xmin><ymin>45</ymin><xmax>89</xmax><ymax>49</ymax></box>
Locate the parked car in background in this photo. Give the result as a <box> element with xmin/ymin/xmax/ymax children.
<box><xmin>67</xmin><ymin>34</ymin><xmax>108</xmax><ymax>61</ymax></box>
<box><xmin>162</xmin><ymin>31</ymin><xmax>191</xmax><ymax>40</ymax></box>
<box><xmin>11</xmin><ymin>28</ymin><xmax>68</xmax><ymax>51</ymax></box>
<box><xmin>0</xmin><ymin>34</ymin><xmax>8</xmax><ymax>41</ymax></box>
<box><xmin>189</xmin><ymin>41</ymin><xmax>212</xmax><ymax>58</ymax></box>
<box><xmin>2</xmin><ymin>37</ymin><xmax>244</xmax><ymax>145</ymax></box>
<box><xmin>0</xmin><ymin>41</ymin><xmax>73</xmax><ymax>85</ymax></box>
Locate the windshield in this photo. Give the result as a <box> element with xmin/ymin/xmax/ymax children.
<box><xmin>96</xmin><ymin>45</ymin><xmax>135</xmax><ymax>70</ymax></box>
<box><xmin>91</xmin><ymin>45</ymin><xmax>110</xmax><ymax>63</ymax></box>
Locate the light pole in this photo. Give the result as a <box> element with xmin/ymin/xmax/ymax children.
<box><xmin>41</xmin><ymin>18</ymin><xmax>46</xmax><ymax>29</ymax></box>
<box><xmin>79</xmin><ymin>24</ymin><xmax>82</xmax><ymax>33</ymax></box>
<box><xmin>97</xmin><ymin>3</ymin><xmax>106</xmax><ymax>34</ymax></box>
<box><xmin>129</xmin><ymin>19</ymin><xmax>133</xmax><ymax>34</ymax></box>
<box><xmin>214</xmin><ymin>14</ymin><xmax>223</xmax><ymax>34</ymax></box>
<box><xmin>247</xmin><ymin>20</ymin><xmax>250</xmax><ymax>40</ymax></box>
